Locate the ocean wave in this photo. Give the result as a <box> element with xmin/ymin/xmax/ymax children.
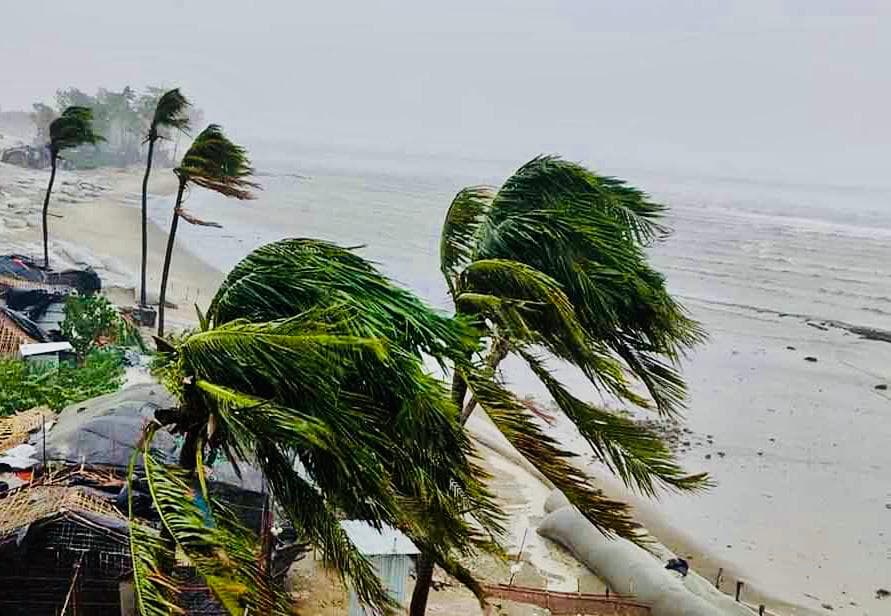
<box><xmin>677</xmin><ymin>296</ymin><xmax>891</xmax><ymax>343</ymax></box>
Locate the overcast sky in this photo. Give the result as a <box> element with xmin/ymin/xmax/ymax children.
<box><xmin>2</xmin><ymin>1</ymin><xmax>888</xmax><ymax>183</ymax></box>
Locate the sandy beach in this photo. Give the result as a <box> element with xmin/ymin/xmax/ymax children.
<box><xmin>0</xmin><ymin>161</ymin><xmax>224</xmax><ymax>330</ymax></box>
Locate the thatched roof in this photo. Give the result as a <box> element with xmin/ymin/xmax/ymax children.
<box><xmin>0</xmin><ymin>407</ymin><xmax>53</xmax><ymax>451</ymax></box>
<box><xmin>0</xmin><ymin>483</ymin><xmax>127</xmax><ymax>544</ymax></box>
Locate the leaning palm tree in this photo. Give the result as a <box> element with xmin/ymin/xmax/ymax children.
<box><xmin>408</xmin><ymin>156</ymin><xmax>711</xmax><ymax>614</ymax></box>
<box><xmin>41</xmin><ymin>106</ymin><xmax>103</xmax><ymax>269</ymax></box>
<box><xmin>139</xmin><ymin>88</ymin><xmax>190</xmax><ymax>307</ymax></box>
<box><xmin>132</xmin><ymin>238</ymin><xmax>504</xmax><ymax>614</ymax></box>
<box><xmin>157</xmin><ymin>125</ymin><xmax>257</xmax><ymax>336</ymax></box>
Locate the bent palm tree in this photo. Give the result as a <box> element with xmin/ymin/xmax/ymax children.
<box><xmin>133</xmin><ymin>239</ymin><xmax>503</xmax><ymax>614</ymax></box>
<box><xmin>140</xmin><ymin>88</ymin><xmax>190</xmax><ymax>307</ymax></box>
<box><xmin>409</xmin><ymin>156</ymin><xmax>710</xmax><ymax>614</ymax></box>
<box><xmin>42</xmin><ymin>106</ymin><xmax>103</xmax><ymax>269</ymax></box>
<box><xmin>157</xmin><ymin>125</ymin><xmax>256</xmax><ymax>336</ymax></box>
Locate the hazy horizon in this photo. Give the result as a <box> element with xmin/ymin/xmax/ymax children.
<box><xmin>2</xmin><ymin>1</ymin><xmax>890</xmax><ymax>185</ymax></box>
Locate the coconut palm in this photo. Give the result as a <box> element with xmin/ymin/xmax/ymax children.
<box><xmin>131</xmin><ymin>238</ymin><xmax>504</xmax><ymax>614</ymax></box>
<box><xmin>41</xmin><ymin>106</ymin><xmax>103</xmax><ymax>269</ymax></box>
<box><xmin>409</xmin><ymin>156</ymin><xmax>710</xmax><ymax>614</ymax></box>
<box><xmin>157</xmin><ymin>125</ymin><xmax>257</xmax><ymax>336</ymax></box>
<box><xmin>139</xmin><ymin>88</ymin><xmax>190</xmax><ymax>307</ymax></box>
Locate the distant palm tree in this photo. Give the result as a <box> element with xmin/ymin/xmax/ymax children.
<box><xmin>42</xmin><ymin>106</ymin><xmax>103</xmax><ymax>269</ymax></box>
<box><xmin>409</xmin><ymin>156</ymin><xmax>710</xmax><ymax>615</ymax></box>
<box><xmin>139</xmin><ymin>89</ymin><xmax>190</xmax><ymax>307</ymax></box>
<box><xmin>131</xmin><ymin>239</ymin><xmax>503</xmax><ymax>614</ymax></box>
<box><xmin>157</xmin><ymin>125</ymin><xmax>257</xmax><ymax>336</ymax></box>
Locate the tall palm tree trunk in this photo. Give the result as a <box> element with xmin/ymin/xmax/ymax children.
<box><xmin>158</xmin><ymin>180</ymin><xmax>186</xmax><ymax>337</ymax></box>
<box><xmin>140</xmin><ymin>138</ymin><xmax>156</xmax><ymax>306</ymax></box>
<box><xmin>41</xmin><ymin>155</ymin><xmax>57</xmax><ymax>270</ymax></box>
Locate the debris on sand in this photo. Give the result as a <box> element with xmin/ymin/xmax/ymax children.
<box><xmin>876</xmin><ymin>588</ymin><xmax>890</xmax><ymax>599</ymax></box>
<box><xmin>804</xmin><ymin>356</ymin><xmax>818</xmax><ymax>362</ymax></box>
<box><xmin>875</xmin><ymin>384</ymin><xmax>888</xmax><ymax>391</ymax></box>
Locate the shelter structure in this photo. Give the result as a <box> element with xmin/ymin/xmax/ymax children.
<box><xmin>341</xmin><ymin>520</ymin><xmax>420</xmax><ymax>615</ymax></box>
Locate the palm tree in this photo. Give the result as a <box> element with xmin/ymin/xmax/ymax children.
<box><xmin>409</xmin><ymin>156</ymin><xmax>710</xmax><ymax>614</ymax></box>
<box><xmin>131</xmin><ymin>238</ymin><xmax>504</xmax><ymax>615</ymax></box>
<box><xmin>139</xmin><ymin>89</ymin><xmax>190</xmax><ymax>307</ymax></box>
<box><xmin>42</xmin><ymin>106</ymin><xmax>103</xmax><ymax>269</ymax></box>
<box><xmin>157</xmin><ymin>125</ymin><xmax>257</xmax><ymax>336</ymax></box>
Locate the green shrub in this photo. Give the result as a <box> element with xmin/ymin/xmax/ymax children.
<box><xmin>61</xmin><ymin>293</ymin><xmax>144</xmax><ymax>359</ymax></box>
<box><xmin>0</xmin><ymin>349</ymin><xmax>124</xmax><ymax>416</ymax></box>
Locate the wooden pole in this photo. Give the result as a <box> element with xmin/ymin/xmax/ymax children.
<box><xmin>735</xmin><ymin>580</ymin><xmax>744</xmax><ymax>602</ymax></box>
<box><xmin>715</xmin><ymin>567</ymin><xmax>723</xmax><ymax>589</ymax></box>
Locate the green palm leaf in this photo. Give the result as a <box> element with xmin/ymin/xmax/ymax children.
<box><xmin>440</xmin><ymin>186</ymin><xmax>495</xmax><ymax>292</ymax></box>
<box><xmin>49</xmin><ymin>106</ymin><xmax>104</xmax><ymax>153</ymax></box>
<box><xmin>462</xmin><ymin>369</ymin><xmax>644</xmax><ymax>540</ymax></box>
<box><xmin>149</xmin><ymin>88</ymin><xmax>191</xmax><ymax>140</ymax></box>
<box><xmin>151</xmin><ymin>239</ymin><xmax>506</xmax><ymax>611</ymax></box>
<box><xmin>207</xmin><ymin>238</ymin><xmax>478</xmax><ymax>363</ymax></box>
<box><xmin>140</xmin><ymin>430</ymin><xmax>291</xmax><ymax>615</ymax></box>
<box><xmin>520</xmin><ymin>351</ymin><xmax>711</xmax><ymax>496</ymax></box>
<box><xmin>176</xmin><ymin>125</ymin><xmax>258</xmax><ymax>199</ymax></box>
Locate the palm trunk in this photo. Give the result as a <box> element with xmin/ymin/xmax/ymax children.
<box><xmin>157</xmin><ymin>180</ymin><xmax>186</xmax><ymax>337</ymax></box>
<box><xmin>42</xmin><ymin>155</ymin><xmax>57</xmax><ymax>270</ymax></box>
<box><xmin>409</xmin><ymin>557</ymin><xmax>435</xmax><ymax>616</ymax></box>
<box><xmin>409</xmin><ymin>338</ymin><xmax>508</xmax><ymax>616</ymax></box>
<box><xmin>459</xmin><ymin>337</ymin><xmax>509</xmax><ymax>424</ymax></box>
<box><xmin>140</xmin><ymin>138</ymin><xmax>156</xmax><ymax>307</ymax></box>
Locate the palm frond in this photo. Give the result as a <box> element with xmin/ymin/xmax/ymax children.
<box><xmin>150</xmin><ymin>88</ymin><xmax>191</xmax><ymax>139</ymax></box>
<box><xmin>520</xmin><ymin>351</ymin><xmax>711</xmax><ymax>496</ymax></box>
<box><xmin>462</xmin><ymin>369</ymin><xmax>644</xmax><ymax>541</ymax></box>
<box><xmin>141</xmin><ymin>437</ymin><xmax>291</xmax><ymax>615</ymax></box>
<box><xmin>128</xmin><ymin>521</ymin><xmax>184</xmax><ymax>616</ymax></box>
<box><xmin>455</xmin><ymin>258</ymin><xmax>641</xmax><ymax>403</ymax></box>
<box><xmin>490</xmin><ymin>156</ymin><xmax>668</xmax><ymax>244</ymax></box>
<box><xmin>206</xmin><ymin>238</ymin><xmax>479</xmax><ymax>364</ymax></box>
<box><xmin>127</xmin><ymin>427</ymin><xmax>184</xmax><ymax>616</ymax></box>
<box><xmin>446</xmin><ymin>156</ymin><xmax>706</xmax><ymax>414</ymax></box>
<box><xmin>177</xmin><ymin>124</ymin><xmax>258</xmax><ymax>199</ymax></box>
<box><xmin>49</xmin><ymin>106</ymin><xmax>104</xmax><ymax>153</ymax></box>
<box><xmin>440</xmin><ymin>186</ymin><xmax>495</xmax><ymax>293</ymax></box>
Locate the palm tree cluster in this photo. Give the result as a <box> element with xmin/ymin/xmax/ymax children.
<box><xmin>32</xmin><ymin>89</ymin><xmax>708</xmax><ymax>615</ymax></box>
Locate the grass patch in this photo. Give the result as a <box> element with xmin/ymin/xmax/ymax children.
<box><xmin>0</xmin><ymin>349</ymin><xmax>124</xmax><ymax>416</ymax></box>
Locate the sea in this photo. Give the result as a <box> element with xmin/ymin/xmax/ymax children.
<box><xmin>148</xmin><ymin>142</ymin><xmax>891</xmax><ymax>614</ymax></box>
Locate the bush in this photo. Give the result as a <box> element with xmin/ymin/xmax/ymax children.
<box><xmin>61</xmin><ymin>293</ymin><xmax>144</xmax><ymax>360</ymax></box>
<box><xmin>0</xmin><ymin>349</ymin><xmax>124</xmax><ymax>416</ymax></box>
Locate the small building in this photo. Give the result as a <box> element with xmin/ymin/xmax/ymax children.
<box><xmin>341</xmin><ymin>520</ymin><xmax>420</xmax><ymax>615</ymax></box>
<box><xmin>19</xmin><ymin>341</ymin><xmax>75</xmax><ymax>368</ymax></box>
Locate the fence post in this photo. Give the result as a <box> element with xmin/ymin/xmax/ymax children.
<box><xmin>735</xmin><ymin>580</ymin><xmax>744</xmax><ymax>602</ymax></box>
<box><xmin>715</xmin><ymin>567</ymin><xmax>723</xmax><ymax>589</ymax></box>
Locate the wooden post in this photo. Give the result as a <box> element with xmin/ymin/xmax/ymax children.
<box><xmin>42</xmin><ymin>415</ymin><xmax>47</xmax><ymax>473</ymax></box>
<box><xmin>735</xmin><ymin>580</ymin><xmax>744</xmax><ymax>602</ymax></box>
<box><xmin>715</xmin><ymin>567</ymin><xmax>723</xmax><ymax>589</ymax></box>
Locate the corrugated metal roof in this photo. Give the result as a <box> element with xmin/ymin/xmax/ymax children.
<box><xmin>19</xmin><ymin>341</ymin><xmax>73</xmax><ymax>356</ymax></box>
<box><xmin>340</xmin><ymin>520</ymin><xmax>420</xmax><ymax>556</ymax></box>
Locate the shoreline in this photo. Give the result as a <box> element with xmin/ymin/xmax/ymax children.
<box><xmin>0</xmin><ymin>162</ymin><xmax>225</xmax><ymax>330</ymax></box>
